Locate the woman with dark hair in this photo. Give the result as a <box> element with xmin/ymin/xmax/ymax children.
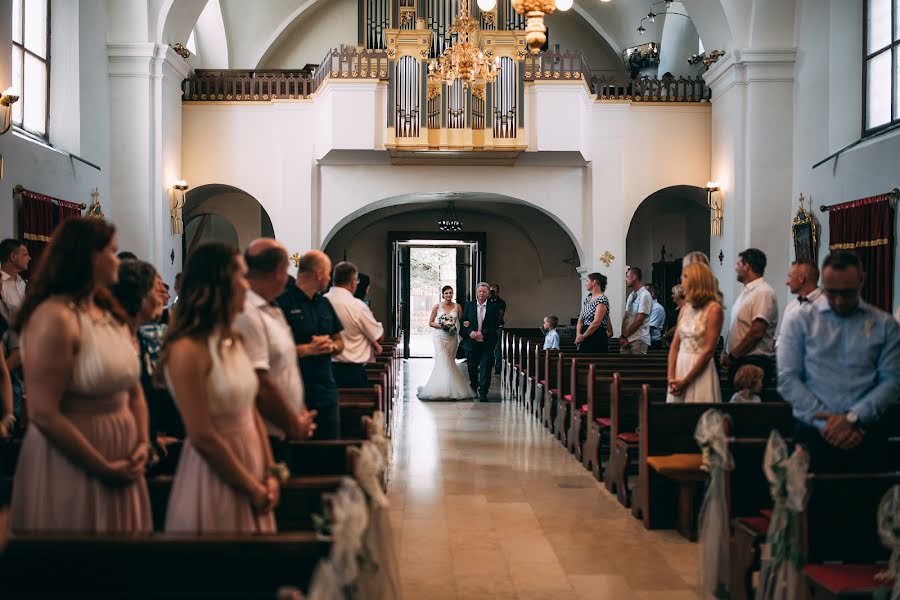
<box><xmin>161</xmin><ymin>243</ymin><xmax>279</xmax><ymax>532</ymax></box>
<box><xmin>353</xmin><ymin>272</ymin><xmax>371</xmax><ymax>306</ymax></box>
<box><xmin>110</xmin><ymin>260</ymin><xmax>183</xmax><ymax>462</ymax></box>
<box><xmin>10</xmin><ymin>218</ymin><xmax>152</xmax><ymax>532</ymax></box>
<box><xmin>575</xmin><ymin>272</ymin><xmax>611</xmax><ymax>353</ymax></box>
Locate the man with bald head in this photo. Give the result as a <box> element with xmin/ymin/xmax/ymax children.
<box><xmin>277</xmin><ymin>249</ymin><xmax>345</xmax><ymax>439</ymax></box>
<box><xmin>778</xmin><ymin>259</ymin><xmax>824</xmax><ymax>346</ymax></box>
<box><xmin>234</xmin><ymin>239</ymin><xmax>317</xmax><ymax>445</ymax></box>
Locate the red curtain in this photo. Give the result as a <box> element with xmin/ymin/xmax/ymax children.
<box><xmin>828</xmin><ymin>194</ymin><xmax>895</xmax><ymax>312</ymax></box>
<box><xmin>17</xmin><ymin>188</ymin><xmax>84</xmax><ymax>279</ymax></box>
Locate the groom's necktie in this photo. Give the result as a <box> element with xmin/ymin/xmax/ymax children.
<box><xmin>477</xmin><ymin>303</ymin><xmax>485</xmax><ymax>332</ymax></box>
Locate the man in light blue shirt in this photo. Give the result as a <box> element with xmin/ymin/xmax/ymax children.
<box><xmin>645</xmin><ymin>284</ymin><xmax>667</xmax><ymax>349</ymax></box>
<box><xmin>777</xmin><ymin>251</ymin><xmax>900</xmax><ymax>472</ymax></box>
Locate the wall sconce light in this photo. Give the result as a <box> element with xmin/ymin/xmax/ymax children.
<box><xmin>1</xmin><ymin>88</ymin><xmax>20</xmax><ymax>135</ymax></box>
<box><xmin>171</xmin><ymin>180</ymin><xmax>189</xmax><ymax>235</ymax></box>
<box><xmin>706</xmin><ymin>181</ymin><xmax>722</xmax><ymax>236</ymax></box>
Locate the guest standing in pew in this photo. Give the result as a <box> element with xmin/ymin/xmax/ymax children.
<box><xmin>9</xmin><ymin>218</ymin><xmax>152</xmax><ymax>532</ymax></box>
<box><xmin>233</xmin><ymin>240</ymin><xmax>317</xmax><ymax>448</ymax></box>
<box><xmin>489</xmin><ymin>283</ymin><xmax>507</xmax><ymax>375</ymax></box>
<box><xmin>542</xmin><ymin>315</ymin><xmax>560</xmax><ymax>350</ymax></box>
<box><xmin>0</xmin><ymin>315</ymin><xmax>13</xmax><ymax>438</ymax></box>
<box><xmin>663</xmin><ymin>284</ymin><xmax>686</xmax><ymax>345</ymax></box>
<box><xmin>620</xmin><ymin>267</ymin><xmax>652</xmax><ymax>355</ymax></box>
<box><xmin>646</xmin><ymin>284</ymin><xmax>667</xmax><ymax>350</ymax></box>
<box><xmin>666</xmin><ymin>262</ymin><xmax>724</xmax><ymax>403</ymax></box>
<box><xmin>682</xmin><ymin>251</ymin><xmax>710</xmax><ymax>267</ymax></box>
<box><xmin>161</xmin><ymin>243</ymin><xmax>279</xmax><ymax>533</ymax></box>
<box><xmin>1</xmin><ymin>238</ymin><xmax>30</xmax><ymax>427</ymax></box>
<box><xmin>722</xmin><ymin>248</ymin><xmax>778</xmax><ymax>386</ymax></box>
<box><xmin>777</xmin><ymin>259</ymin><xmax>825</xmax><ymax>349</ymax></box>
<box><xmin>354</xmin><ymin>272</ymin><xmax>372</xmax><ymax>306</ymax></box>
<box><xmin>110</xmin><ymin>259</ymin><xmax>183</xmax><ymax>465</ymax></box>
<box><xmin>575</xmin><ymin>272</ymin><xmax>610</xmax><ymax>353</ymax></box>
<box><xmin>777</xmin><ymin>250</ymin><xmax>900</xmax><ymax>473</ymax></box>
<box><xmin>326</xmin><ymin>261</ymin><xmax>384</xmax><ymax>388</ymax></box>
<box><xmin>729</xmin><ymin>364</ymin><xmax>763</xmax><ymax>403</ymax></box>
<box><xmin>278</xmin><ymin>251</ymin><xmax>345</xmax><ymax>440</ymax></box>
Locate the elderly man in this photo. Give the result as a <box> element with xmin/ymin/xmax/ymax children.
<box><xmin>325</xmin><ymin>261</ymin><xmax>383</xmax><ymax>388</ymax></box>
<box><xmin>278</xmin><ymin>250</ymin><xmax>344</xmax><ymax>440</ymax></box>
<box><xmin>459</xmin><ymin>282</ymin><xmax>502</xmax><ymax>401</ymax></box>
<box><xmin>722</xmin><ymin>248</ymin><xmax>779</xmax><ymax>385</ymax></box>
<box><xmin>234</xmin><ymin>239</ymin><xmax>316</xmax><ymax>443</ymax></box>
<box><xmin>778</xmin><ymin>251</ymin><xmax>900</xmax><ymax>472</ymax></box>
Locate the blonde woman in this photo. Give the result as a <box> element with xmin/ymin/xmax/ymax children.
<box><xmin>666</xmin><ymin>262</ymin><xmax>723</xmax><ymax>403</ymax></box>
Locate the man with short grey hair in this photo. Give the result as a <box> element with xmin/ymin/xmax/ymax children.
<box><xmin>459</xmin><ymin>282</ymin><xmax>502</xmax><ymax>401</ymax></box>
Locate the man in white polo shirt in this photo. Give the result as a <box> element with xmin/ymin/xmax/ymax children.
<box><xmin>234</xmin><ymin>239</ymin><xmax>316</xmax><ymax>441</ymax></box>
<box><xmin>325</xmin><ymin>261</ymin><xmax>384</xmax><ymax>388</ymax></box>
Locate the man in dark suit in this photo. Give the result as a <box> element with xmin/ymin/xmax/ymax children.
<box><xmin>459</xmin><ymin>282</ymin><xmax>501</xmax><ymax>401</ymax></box>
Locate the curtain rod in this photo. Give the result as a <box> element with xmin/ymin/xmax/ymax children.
<box><xmin>819</xmin><ymin>188</ymin><xmax>899</xmax><ymax>212</ymax></box>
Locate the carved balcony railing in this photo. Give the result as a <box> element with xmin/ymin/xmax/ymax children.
<box><xmin>182</xmin><ymin>49</ymin><xmax>390</xmax><ymax>101</ymax></box>
<box><xmin>522</xmin><ymin>49</ymin><xmax>593</xmax><ymax>85</ymax></box>
<box><xmin>591</xmin><ymin>73</ymin><xmax>709</xmax><ymax>102</ymax></box>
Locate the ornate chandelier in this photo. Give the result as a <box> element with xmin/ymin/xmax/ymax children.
<box><xmin>427</xmin><ymin>2</ymin><xmax>500</xmax><ymax>88</ymax></box>
<box><xmin>438</xmin><ymin>202</ymin><xmax>463</xmax><ymax>232</ymax></box>
<box><xmin>507</xmin><ymin>0</ymin><xmax>574</xmax><ymax>54</ymax></box>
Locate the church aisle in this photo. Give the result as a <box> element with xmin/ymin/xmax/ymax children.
<box><xmin>387</xmin><ymin>359</ymin><xmax>701</xmax><ymax>600</ymax></box>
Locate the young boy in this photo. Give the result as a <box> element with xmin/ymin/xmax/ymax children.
<box><xmin>542</xmin><ymin>315</ymin><xmax>560</xmax><ymax>350</ymax></box>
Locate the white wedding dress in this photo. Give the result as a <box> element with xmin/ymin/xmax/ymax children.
<box><xmin>417</xmin><ymin>305</ymin><xmax>476</xmax><ymax>401</ymax></box>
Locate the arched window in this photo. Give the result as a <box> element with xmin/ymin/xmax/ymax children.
<box><xmin>864</xmin><ymin>0</ymin><xmax>899</xmax><ymax>133</ymax></box>
<box><xmin>11</xmin><ymin>0</ymin><xmax>50</xmax><ymax>137</ymax></box>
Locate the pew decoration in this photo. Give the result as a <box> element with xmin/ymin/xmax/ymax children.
<box><xmin>308</xmin><ymin>440</ymin><xmax>401</xmax><ymax>599</ymax></box>
<box><xmin>874</xmin><ymin>485</ymin><xmax>900</xmax><ymax>600</ymax></box>
<box><xmin>366</xmin><ymin>411</ymin><xmax>392</xmax><ymax>484</ymax></box>
<box><xmin>757</xmin><ymin>431</ymin><xmax>809</xmax><ymax>600</ymax></box>
<box><xmin>694</xmin><ymin>409</ymin><xmax>734</xmax><ymax>600</ymax></box>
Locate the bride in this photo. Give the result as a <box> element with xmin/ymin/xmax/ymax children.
<box><xmin>417</xmin><ymin>286</ymin><xmax>476</xmax><ymax>401</ymax></box>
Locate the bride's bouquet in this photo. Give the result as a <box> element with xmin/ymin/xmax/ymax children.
<box><xmin>438</xmin><ymin>313</ymin><xmax>458</xmax><ymax>335</ymax></box>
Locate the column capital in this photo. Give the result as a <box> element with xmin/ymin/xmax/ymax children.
<box><xmin>107</xmin><ymin>43</ymin><xmax>190</xmax><ymax>82</ymax></box>
<box><xmin>703</xmin><ymin>48</ymin><xmax>797</xmax><ymax>101</ymax></box>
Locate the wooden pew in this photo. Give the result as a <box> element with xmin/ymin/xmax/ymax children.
<box><xmin>633</xmin><ymin>399</ymin><xmax>794</xmax><ymax>538</ymax></box>
<box><xmin>0</xmin><ymin>532</ymin><xmax>330</xmax><ymax>598</ymax></box>
<box><xmin>802</xmin><ymin>471</ymin><xmax>900</xmax><ymax>600</ymax></box>
<box><xmin>338</xmin><ymin>386</ymin><xmax>382</xmax><ymax>439</ymax></box>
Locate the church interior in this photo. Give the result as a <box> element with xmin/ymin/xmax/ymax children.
<box><xmin>0</xmin><ymin>0</ymin><xmax>898</xmax><ymax>598</ymax></box>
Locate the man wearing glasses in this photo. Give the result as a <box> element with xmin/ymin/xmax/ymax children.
<box><xmin>777</xmin><ymin>250</ymin><xmax>900</xmax><ymax>472</ymax></box>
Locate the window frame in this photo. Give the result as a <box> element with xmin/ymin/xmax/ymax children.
<box><xmin>863</xmin><ymin>0</ymin><xmax>900</xmax><ymax>136</ymax></box>
<box><xmin>11</xmin><ymin>0</ymin><xmax>51</xmax><ymax>139</ymax></box>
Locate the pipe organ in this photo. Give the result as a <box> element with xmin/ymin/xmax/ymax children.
<box><xmin>378</xmin><ymin>0</ymin><xmax>528</xmax><ymax>151</ymax></box>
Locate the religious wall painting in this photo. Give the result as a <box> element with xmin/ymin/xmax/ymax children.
<box><xmin>791</xmin><ymin>193</ymin><xmax>819</xmax><ymax>263</ymax></box>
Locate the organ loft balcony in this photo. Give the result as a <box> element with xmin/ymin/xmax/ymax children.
<box><xmin>180</xmin><ymin>0</ymin><xmax>711</xmax><ymax>163</ymax></box>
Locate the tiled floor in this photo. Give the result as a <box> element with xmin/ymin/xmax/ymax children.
<box><xmin>388</xmin><ymin>358</ymin><xmax>700</xmax><ymax>600</ymax></box>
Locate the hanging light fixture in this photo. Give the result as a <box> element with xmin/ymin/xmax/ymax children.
<box><xmin>647</xmin><ymin>10</ymin><xmax>656</xmax><ymax>22</ymax></box>
<box><xmin>438</xmin><ymin>202</ymin><xmax>463</xmax><ymax>232</ymax></box>
<box><xmin>477</xmin><ymin>0</ymin><xmax>497</xmax><ymax>10</ymax></box>
<box><xmin>428</xmin><ymin>2</ymin><xmax>500</xmax><ymax>88</ymax></box>
<box><xmin>511</xmin><ymin>0</ymin><xmax>574</xmax><ymax>54</ymax></box>
<box><xmin>637</xmin><ymin>24</ymin><xmax>646</xmax><ymax>34</ymax></box>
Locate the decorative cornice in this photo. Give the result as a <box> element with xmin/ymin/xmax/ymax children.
<box><xmin>703</xmin><ymin>48</ymin><xmax>797</xmax><ymax>102</ymax></box>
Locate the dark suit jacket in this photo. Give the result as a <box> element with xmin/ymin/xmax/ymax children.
<box><xmin>459</xmin><ymin>300</ymin><xmax>502</xmax><ymax>352</ymax></box>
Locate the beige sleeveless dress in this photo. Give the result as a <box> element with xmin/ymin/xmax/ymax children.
<box><xmin>666</xmin><ymin>302</ymin><xmax>722</xmax><ymax>404</ymax></box>
<box><xmin>164</xmin><ymin>332</ymin><xmax>276</xmax><ymax>533</ymax></box>
<box><xmin>11</xmin><ymin>308</ymin><xmax>152</xmax><ymax>532</ymax></box>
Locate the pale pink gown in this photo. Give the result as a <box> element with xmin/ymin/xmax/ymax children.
<box><xmin>164</xmin><ymin>332</ymin><xmax>276</xmax><ymax>533</ymax></box>
<box><xmin>11</xmin><ymin>308</ymin><xmax>153</xmax><ymax>532</ymax></box>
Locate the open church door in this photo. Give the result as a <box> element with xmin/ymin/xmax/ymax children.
<box><xmin>391</xmin><ymin>242</ymin><xmax>412</xmax><ymax>358</ymax></box>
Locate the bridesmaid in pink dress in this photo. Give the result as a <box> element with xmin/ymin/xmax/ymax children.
<box><xmin>10</xmin><ymin>218</ymin><xmax>152</xmax><ymax>532</ymax></box>
<box><xmin>161</xmin><ymin>243</ymin><xmax>280</xmax><ymax>533</ymax></box>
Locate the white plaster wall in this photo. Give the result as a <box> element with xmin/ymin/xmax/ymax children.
<box><xmin>658</xmin><ymin>2</ymin><xmax>700</xmax><ymax>76</ymax></box>
<box><xmin>258</xmin><ymin>0</ymin><xmax>357</xmax><ymax>69</ymax></box>
<box><xmin>0</xmin><ymin>0</ymin><xmax>109</xmax><ymax>241</ymax></box>
<box><xmin>323</xmin><ymin>207</ymin><xmax>582</xmax><ymax>329</ymax></box>
<box><xmin>544</xmin><ymin>11</ymin><xmax>624</xmax><ymax>76</ymax></box>
<box><xmin>190</xmin><ymin>0</ymin><xmax>229</xmax><ymax>69</ymax></box>
<box><xmin>793</xmin><ymin>0</ymin><xmax>900</xmax><ymax>312</ymax></box>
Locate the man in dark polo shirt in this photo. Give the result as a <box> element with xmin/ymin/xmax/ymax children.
<box><xmin>277</xmin><ymin>250</ymin><xmax>345</xmax><ymax>440</ymax></box>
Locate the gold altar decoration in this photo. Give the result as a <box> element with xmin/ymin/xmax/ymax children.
<box><xmin>427</xmin><ymin>2</ymin><xmax>500</xmax><ymax>88</ymax></box>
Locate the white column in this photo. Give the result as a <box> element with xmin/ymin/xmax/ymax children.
<box><xmin>704</xmin><ymin>49</ymin><xmax>796</xmax><ymax>315</ymax></box>
<box><xmin>107</xmin><ymin>43</ymin><xmax>190</xmax><ymax>285</ymax></box>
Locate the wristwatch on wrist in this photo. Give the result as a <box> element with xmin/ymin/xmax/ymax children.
<box><xmin>845</xmin><ymin>411</ymin><xmax>859</xmax><ymax>426</ymax></box>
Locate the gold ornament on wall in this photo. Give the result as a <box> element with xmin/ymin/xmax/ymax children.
<box><xmin>291</xmin><ymin>252</ymin><xmax>301</xmax><ymax>269</ymax></box>
<box><xmin>792</xmin><ymin>193</ymin><xmax>819</xmax><ymax>263</ymax></box>
<box><xmin>600</xmin><ymin>251</ymin><xmax>615</xmax><ymax>267</ymax></box>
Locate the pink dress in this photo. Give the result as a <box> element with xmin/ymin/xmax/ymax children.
<box><xmin>11</xmin><ymin>308</ymin><xmax>152</xmax><ymax>532</ymax></box>
<box><xmin>164</xmin><ymin>332</ymin><xmax>276</xmax><ymax>533</ymax></box>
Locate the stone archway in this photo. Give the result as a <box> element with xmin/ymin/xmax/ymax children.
<box><xmin>183</xmin><ymin>184</ymin><xmax>275</xmax><ymax>256</ymax></box>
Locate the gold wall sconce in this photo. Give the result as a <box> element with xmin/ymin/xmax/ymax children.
<box><xmin>0</xmin><ymin>87</ymin><xmax>20</xmax><ymax>135</ymax></box>
<box><xmin>171</xmin><ymin>180</ymin><xmax>189</xmax><ymax>235</ymax></box>
<box><xmin>706</xmin><ymin>181</ymin><xmax>722</xmax><ymax>236</ymax></box>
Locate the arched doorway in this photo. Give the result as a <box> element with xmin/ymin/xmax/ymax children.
<box><xmin>323</xmin><ymin>194</ymin><xmax>583</xmax><ymax>357</ymax></box>
<box><xmin>626</xmin><ymin>185</ymin><xmax>710</xmax><ymax>314</ymax></box>
<box><xmin>182</xmin><ymin>184</ymin><xmax>275</xmax><ymax>257</ymax></box>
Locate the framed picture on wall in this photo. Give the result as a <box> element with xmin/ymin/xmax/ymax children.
<box><xmin>792</xmin><ymin>193</ymin><xmax>819</xmax><ymax>263</ymax></box>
